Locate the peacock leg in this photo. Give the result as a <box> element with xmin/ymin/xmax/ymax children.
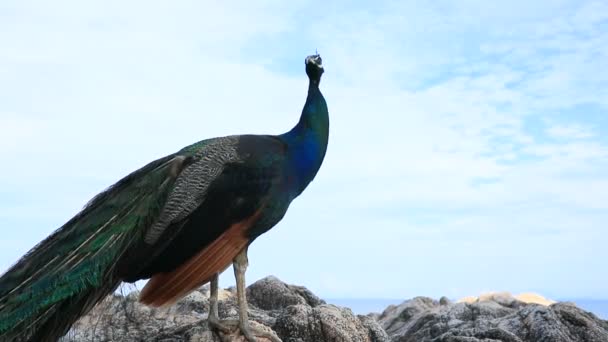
<box><xmin>208</xmin><ymin>273</ymin><xmax>238</xmax><ymax>342</ymax></box>
<box><xmin>234</xmin><ymin>247</ymin><xmax>282</xmax><ymax>342</ymax></box>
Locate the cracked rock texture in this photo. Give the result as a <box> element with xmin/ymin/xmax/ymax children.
<box><xmin>61</xmin><ymin>277</ymin><xmax>607</xmax><ymax>342</ymax></box>
<box><xmin>378</xmin><ymin>294</ymin><xmax>608</xmax><ymax>342</ymax></box>
<box><xmin>63</xmin><ymin>276</ymin><xmax>389</xmax><ymax>342</ymax></box>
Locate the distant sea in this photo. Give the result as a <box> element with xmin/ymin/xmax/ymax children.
<box><xmin>325</xmin><ymin>298</ymin><xmax>608</xmax><ymax>320</ymax></box>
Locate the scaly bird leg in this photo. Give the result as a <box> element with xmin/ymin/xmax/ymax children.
<box><xmin>208</xmin><ymin>273</ymin><xmax>234</xmax><ymax>337</ymax></box>
<box><xmin>208</xmin><ymin>274</ymin><xmax>237</xmax><ymax>342</ymax></box>
<box><xmin>234</xmin><ymin>247</ymin><xmax>282</xmax><ymax>342</ymax></box>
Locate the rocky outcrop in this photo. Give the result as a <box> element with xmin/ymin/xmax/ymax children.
<box><xmin>378</xmin><ymin>294</ymin><xmax>608</xmax><ymax>342</ymax></box>
<box><xmin>63</xmin><ymin>276</ymin><xmax>389</xmax><ymax>342</ymax></box>
<box><xmin>62</xmin><ymin>278</ymin><xmax>608</xmax><ymax>342</ymax></box>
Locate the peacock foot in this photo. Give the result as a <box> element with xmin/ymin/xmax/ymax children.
<box><xmin>208</xmin><ymin>317</ymin><xmax>282</xmax><ymax>342</ymax></box>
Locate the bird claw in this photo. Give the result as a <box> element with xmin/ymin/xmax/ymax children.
<box><xmin>239</xmin><ymin>321</ymin><xmax>282</xmax><ymax>342</ymax></box>
<box><xmin>208</xmin><ymin>318</ymin><xmax>282</xmax><ymax>342</ymax></box>
<box><xmin>208</xmin><ymin>316</ymin><xmax>238</xmax><ymax>335</ymax></box>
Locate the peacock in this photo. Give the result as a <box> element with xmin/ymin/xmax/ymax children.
<box><xmin>0</xmin><ymin>54</ymin><xmax>328</xmax><ymax>342</ymax></box>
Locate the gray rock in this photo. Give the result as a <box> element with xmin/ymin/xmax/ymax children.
<box><xmin>61</xmin><ymin>280</ymin><xmax>608</xmax><ymax>342</ymax></box>
<box><xmin>378</xmin><ymin>294</ymin><xmax>608</xmax><ymax>342</ymax></box>
<box><xmin>274</xmin><ymin>304</ymin><xmax>389</xmax><ymax>342</ymax></box>
<box><xmin>247</xmin><ymin>276</ymin><xmax>326</xmax><ymax>311</ymax></box>
<box><xmin>63</xmin><ymin>276</ymin><xmax>387</xmax><ymax>342</ymax></box>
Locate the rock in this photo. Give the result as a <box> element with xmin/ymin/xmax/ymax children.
<box><xmin>457</xmin><ymin>291</ymin><xmax>556</xmax><ymax>307</ymax></box>
<box><xmin>439</xmin><ymin>297</ymin><xmax>451</xmax><ymax>306</ymax></box>
<box><xmin>378</xmin><ymin>293</ymin><xmax>608</xmax><ymax>342</ymax></box>
<box><xmin>247</xmin><ymin>275</ymin><xmax>326</xmax><ymax>311</ymax></box>
<box><xmin>275</xmin><ymin>304</ymin><xmax>389</xmax><ymax>342</ymax></box>
<box><xmin>63</xmin><ymin>276</ymin><xmax>387</xmax><ymax>342</ymax></box>
<box><xmin>378</xmin><ymin>297</ymin><xmax>439</xmax><ymax>336</ymax></box>
<box><xmin>61</xmin><ymin>280</ymin><xmax>608</xmax><ymax>342</ymax></box>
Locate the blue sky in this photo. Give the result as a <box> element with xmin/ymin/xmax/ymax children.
<box><xmin>1</xmin><ymin>1</ymin><xmax>607</xmax><ymax>301</ymax></box>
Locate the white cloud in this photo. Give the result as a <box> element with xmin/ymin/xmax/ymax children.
<box><xmin>545</xmin><ymin>124</ymin><xmax>595</xmax><ymax>139</ymax></box>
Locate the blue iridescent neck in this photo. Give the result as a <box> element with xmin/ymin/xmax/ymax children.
<box><xmin>280</xmin><ymin>80</ymin><xmax>329</xmax><ymax>196</ymax></box>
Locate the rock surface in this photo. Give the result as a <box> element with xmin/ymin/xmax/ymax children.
<box><xmin>378</xmin><ymin>294</ymin><xmax>608</xmax><ymax>342</ymax></box>
<box><xmin>61</xmin><ymin>277</ymin><xmax>608</xmax><ymax>342</ymax></box>
<box><xmin>457</xmin><ymin>291</ymin><xmax>556</xmax><ymax>306</ymax></box>
<box><xmin>63</xmin><ymin>276</ymin><xmax>389</xmax><ymax>342</ymax></box>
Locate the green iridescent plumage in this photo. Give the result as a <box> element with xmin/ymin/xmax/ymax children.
<box><xmin>0</xmin><ymin>153</ymin><xmax>187</xmax><ymax>341</ymax></box>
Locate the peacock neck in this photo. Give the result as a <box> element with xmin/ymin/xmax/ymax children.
<box><xmin>280</xmin><ymin>81</ymin><xmax>329</xmax><ymax>197</ymax></box>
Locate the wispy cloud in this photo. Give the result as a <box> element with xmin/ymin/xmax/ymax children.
<box><xmin>545</xmin><ymin>123</ymin><xmax>595</xmax><ymax>139</ymax></box>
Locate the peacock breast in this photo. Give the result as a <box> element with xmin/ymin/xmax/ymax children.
<box><xmin>246</xmin><ymin>193</ymin><xmax>292</xmax><ymax>240</ymax></box>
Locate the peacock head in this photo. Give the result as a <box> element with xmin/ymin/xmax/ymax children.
<box><xmin>305</xmin><ymin>54</ymin><xmax>324</xmax><ymax>83</ymax></box>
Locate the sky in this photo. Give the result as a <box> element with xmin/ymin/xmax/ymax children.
<box><xmin>0</xmin><ymin>0</ymin><xmax>607</xmax><ymax>301</ymax></box>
